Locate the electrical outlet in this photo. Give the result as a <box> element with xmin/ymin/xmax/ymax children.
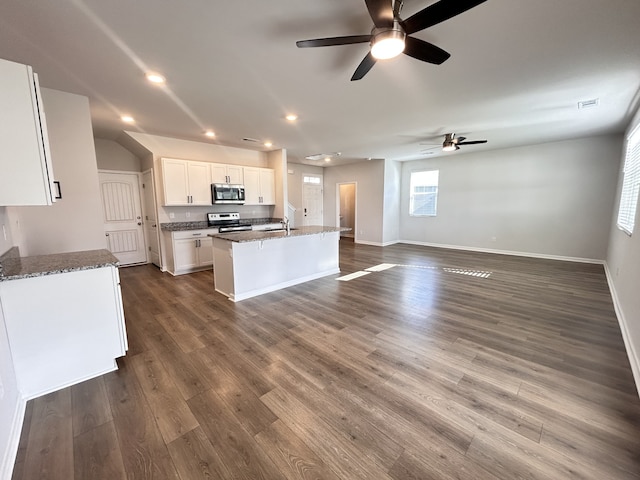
<box><xmin>186</xmin><ymin>212</ymin><xmax>190</xmax><ymax>218</ymax></box>
<box><xmin>491</xmin><ymin>236</ymin><xmax>497</xmax><ymax>242</ymax></box>
<box><xmin>169</xmin><ymin>212</ymin><xmax>175</xmax><ymax>219</ymax></box>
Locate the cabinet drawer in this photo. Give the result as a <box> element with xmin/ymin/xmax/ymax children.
<box><xmin>172</xmin><ymin>228</ymin><xmax>217</xmax><ymax>240</ymax></box>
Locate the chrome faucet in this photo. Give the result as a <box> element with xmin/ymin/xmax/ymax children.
<box><xmin>282</xmin><ymin>216</ymin><xmax>290</xmax><ymax>234</ymax></box>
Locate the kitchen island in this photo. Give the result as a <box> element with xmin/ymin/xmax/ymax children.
<box><xmin>210</xmin><ymin>226</ymin><xmax>346</xmax><ymax>301</ymax></box>
<box><xmin>0</xmin><ymin>248</ymin><xmax>127</xmax><ymax>399</ymax></box>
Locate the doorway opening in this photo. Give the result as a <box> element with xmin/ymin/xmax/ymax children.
<box><xmin>337</xmin><ymin>182</ymin><xmax>356</xmax><ymax>239</ymax></box>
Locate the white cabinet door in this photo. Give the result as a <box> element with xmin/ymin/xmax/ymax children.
<box><xmin>243</xmin><ymin>167</ymin><xmax>275</xmax><ymax>205</ymax></box>
<box><xmin>0</xmin><ymin>58</ymin><xmax>55</xmax><ymax>206</ymax></box>
<box><xmin>227</xmin><ymin>165</ymin><xmax>244</xmax><ymax>184</ymax></box>
<box><xmin>162</xmin><ymin>158</ymin><xmax>189</xmax><ymax>205</ymax></box>
<box><xmin>187</xmin><ymin>161</ymin><xmax>211</xmax><ymax>205</ymax></box>
<box><xmin>173</xmin><ymin>238</ymin><xmax>199</xmax><ymax>271</ymax></box>
<box><xmin>243</xmin><ymin>167</ymin><xmax>261</xmax><ymax>205</ymax></box>
<box><xmin>198</xmin><ymin>236</ymin><xmax>214</xmax><ymax>267</ymax></box>
<box><xmin>210</xmin><ymin>163</ymin><xmax>228</xmax><ymax>183</ymax></box>
<box><xmin>211</xmin><ymin>163</ymin><xmax>244</xmax><ymax>184</ymax></box>
<box><xmin>170</xmin><ymin>230</ymin><xmax>215</xmax><ymax>274</ymax></box>
<box><xmin>260</xmin><ymin>168</ymin><xmax>276</xmax><ymax>205</ymax></box>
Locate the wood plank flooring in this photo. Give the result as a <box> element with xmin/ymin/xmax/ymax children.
<box><xmin>11</xmin><ymin>240</ymin><xmax>640</xmax><ymax>479</ymax></box>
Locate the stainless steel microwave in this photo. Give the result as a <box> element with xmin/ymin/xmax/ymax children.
<box><xmin>211</xmin><ymin>183</ymin><xmax>245</xmax><ymax>204</ymax></box>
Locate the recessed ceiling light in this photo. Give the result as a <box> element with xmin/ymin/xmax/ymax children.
<box><xmin>324</xmin><ymin>157</ymin><xmax>331</xmax><ymax>162</ymax></box>
<box><xmin>121</xmin><ymin>115</ymin><xmax>135</xmax><ymax>123</ymax></box>
<box><xmin>264</xmin><ymin>141</ymin><xmax>273</xmax><ymax>147</ymax></box>
<box><xmin>285</xmin><ymin>114</ymin><xmax>298</xmax><ymax>122</ymax></box>
<box><xmin>204</xmin><ymin>130</ymin><xmax>215</xmax><ymax>137</ymax></box>
<box><xmin>146</xmin><ymin>73</ymin><xmax>166</xmax><ymax>84</ymax></box>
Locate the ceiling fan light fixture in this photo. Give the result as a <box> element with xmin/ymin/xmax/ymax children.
<box><xmin>371</xmin><ymin>28</ymin><xmax>405</xmax><ymax>60</ymax></box>
<box><xmin>442</xmin><ymin>142</ymin><xmax>457</xmax><ymax>152</ymax></box>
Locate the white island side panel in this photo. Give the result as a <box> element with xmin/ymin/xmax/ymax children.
<box><xmin>213</xmin><ymin>231</ymin><xmax>340</xmax><ymax>301</ymax></box>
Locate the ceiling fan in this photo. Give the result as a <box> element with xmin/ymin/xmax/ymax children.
<box><xmin>296</xmin><ymin>0</ymin><xmax>487</xmax><ymax>81</ymax></box>
<box><xmin>422</xmin><ymin>133</ymin><xmax>488</xmax><ymax>152</ymax></box>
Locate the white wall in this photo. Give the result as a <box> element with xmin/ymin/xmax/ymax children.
<box><xmin>94</xmin><ymin>137</ymin><xmax>141</xmax><ymax>172</ymax></box>
<box><xmin>400</xmin><ymin>135</ymin><xmax>622</xmax><ymax>260</ymax></box>
<box><xmin>606</xmin><ymin>109</ymin><xmax>640</xmax><ymax>395</ymax></box>
<box><xmin>382</xmin><ymin>160</ymin><xmax>401</xmax><ymax>245</ymax></box>
<box><xmin>0</xmin><ymin>207</ymin><xmax>14</xmax><ymax>256</ymax></box>
<box><xmin>323</xmin><ymin>160</ymin><xmax>385</xmax><ymax>245</ymax></box>
<box><xmin>10</xmin><ymin>89</ymin><xmax>106</xmax><ymax>256</ymax></box>
<box><xmin>267</xmin><ymin>149</ymin><xmax>288</xmax><ymax>220</ymax></box>
<box><xmin>287</xmin><ymin>164</ymin><xmax>324</xmax><ymax>228</ymax></box>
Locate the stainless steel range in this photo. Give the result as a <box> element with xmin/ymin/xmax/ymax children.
<box><xmin>207</xmin><ymin>212</ymin><xmax>252</xmax><ymax>233</ymax></box>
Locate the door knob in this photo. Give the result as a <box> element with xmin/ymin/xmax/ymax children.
<box><xmin>105</xmin><ymin>233</ymin><xmax>109</xmax><ymax>236</ymax></box>
<box><xmin>137</xmin><ymin>222</ymin><xmax>142</xmax><ymax>226</ymax></box>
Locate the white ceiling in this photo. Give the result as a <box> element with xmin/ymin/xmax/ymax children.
<box><xmin>1</xmin><ymin>0</ymin><xmax>639</xmax><ymax>166</ymax></box>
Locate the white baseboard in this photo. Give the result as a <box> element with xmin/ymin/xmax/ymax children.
<box><xmin>224</xmin><ymin>268</ymin><xmax>341</xmax><ymax>302</ymax></box>
<box><xmin>1</xmin><ymin>397</ymin><xmax>26</xmax><ymax>480</ymax></box>
<box><xmin>603</xmin><ymin>263</ymin><xmax>640</xmax><ymax>397</ymax></box>
<box><xmin>399</xmin><ymin>240</ymin><xmax>604</xmax><ymax>265</ymax></box>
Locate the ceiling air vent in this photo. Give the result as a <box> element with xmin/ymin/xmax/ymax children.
<box><xmin>578</xmin><ymin>98</ymin><xmax>599</xmax><ymax>109</ymax></box>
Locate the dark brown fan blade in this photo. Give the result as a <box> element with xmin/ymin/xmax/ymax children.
<box><xmin>458</xmin><ymin>140</ymin><xmax>487</xmax><ymax>145</ymax></box>
<box><xmin>393</xmin><ymin>0</ymin><xmax>404</xmax><ymax>18</ymax></box>
<box><xmin>365</xmin><ymin>0</ymin><xmax>394</xmax><ymax>28</ymax></box>
<box><xmin>401</xmin><ymin>0</ymin><xmax>487</xmax><ymax>35</ymax></box>
<box><xmin>456</xmin><ymin>136</ymin><xmax>467</xmax><ymax>143</ymax></box>
<box><xmin>351</xmin><ymin>52</ymin><xmax>377</xmax><ymax>81</ymax></box>
<box><xmin>296</xmin><ymin>35</ymin><xmax>371</xmax><ymax>48</ymax></box>
<box><xmin>403</xmin><ymin>36</ymin><xmax>450</xmax><ymax>65</ymax></box>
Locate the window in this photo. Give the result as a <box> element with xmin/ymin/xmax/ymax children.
<box><xmin>410</xmin><ymin>170</ymin><xmax>439</xmax><ymax>216</ymax></box>
<box><xmin>303</xmin><ymin>175</ymin><xmax>321</xmax><ymax>184</ymax></box>
<box><xmin>617</xmin><ymin>125</ymin><xmax>640</xmax><ymax>235</ymax></box>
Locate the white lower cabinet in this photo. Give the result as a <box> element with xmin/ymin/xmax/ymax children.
<box><xmin>0</xmin><ymin>266</ymin><xmax>127</xmax><ymax>399</ymax></box>
<box><xmin>167</xmin><ymin>229</ymin><xmax>214</xmax><ymax>275</ymax></box>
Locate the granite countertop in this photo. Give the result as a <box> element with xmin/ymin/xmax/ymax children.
<box><xmin>210</xmin><ymin>226</ymin><xmax>349</xmax><ymax>243</ymax></box>
<box><xmin>0</xmin><ymin>248</ymin><xmax>119</xmax><ymax>282</ymax></box>
<box><xmin>161</xmin><ymin>218</ymin><xmax>283</xmax><ymax>232</ymax></box>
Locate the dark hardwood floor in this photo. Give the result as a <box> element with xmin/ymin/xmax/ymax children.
<box><xmin>11</xmin><ymin>240</ymin><xmax>640</xmax><ymax>479</ymax></box>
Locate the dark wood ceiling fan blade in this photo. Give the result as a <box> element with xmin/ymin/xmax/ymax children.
<box><xmin>401</xmin><ymin>0</ymin><xmax>487</xmax><ymax>35</ymax></box>
<box><xmin>351</xmin><ymin>52</ymin><xmax>377</xmax><ymax>81</ymax></box>
<box><xmin>458</xmin><ymin>140</ymin><xmax>487</xmax><ymax>145</ymax></box>
<box><xmin>365</xmin><ymin>0</ymin><xmax>394</xmax><ymax>28</ymax></box>
<box><xmin>403</xmin><ymin>36</ymin><xmax>450</xmax><ymax>65</ymax></box>
<box><xmin>296</xmin><ymin>35</ymin><xmax>371</xmax><ymax>48</ymax></box>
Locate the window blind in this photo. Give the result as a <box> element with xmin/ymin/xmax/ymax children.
<box><xmin>617</xmin><ymin>125</ymin><xmax>640</xmax><ymax>235</ymax></box>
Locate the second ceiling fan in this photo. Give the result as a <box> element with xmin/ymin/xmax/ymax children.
<box><xmin>296</xmin><ymin>0</ymin><xmax>487</xmax><ymax>81</ymax></box>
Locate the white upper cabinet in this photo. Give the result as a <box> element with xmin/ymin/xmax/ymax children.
<box><xmin>0</xmin><ymin>58</ymin><xmax>56</xmax><ymax>206</ymax></box>
<box><xmin>211</xmin><ymin>163</ymin><xmax>244</xmax><ymax>184</ymax></box>
<box><xmin>244</xmin><ymin>167</ymin><xmax>275</xmax><ymax>205</ymax></box>
<box><xmin>161</xmin><ymin>158</ymin><xmax>211</xmax><ymax>206</ymax></box>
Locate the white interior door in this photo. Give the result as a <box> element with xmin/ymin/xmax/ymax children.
<box><xmin>99</xmin><ymin>171</ymin><xmax>147</xmax><ymax>265</ymax></box>
<box><xmin>302</xmin><ymin>176</ymin><xmax>323</xmax><ymax>226</ymax></box>
<box><xmin>142</xmin><ymin>169</ymin><xmax>161</xmax><ymax>267</ymax></box>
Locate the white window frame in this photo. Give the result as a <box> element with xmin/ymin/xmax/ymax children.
<box><xmin>409</xmin><ymin>169</ymin><xmax>439</xmax><ymax>217</ymax></box>
<box><xmin>617</xmin><ymin>125</ymin><xmax>640</xmax><ymax>235</ymax></box>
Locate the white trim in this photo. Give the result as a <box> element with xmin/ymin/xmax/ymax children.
<box><xmin>603</xmin><ymin>263</ymin><xmax>640</xmax><ymax>397</ymax></box>
<box><xmin>353</xmin><ymin>240</ymin><xmax>401</xmax><ymax>247</ymax></box>
<box><xmin>0</xmin><ymin>398</ymin><xmax>26</xmax><ymax>480</ymax></box>
<box><xmin>399</xmin><ymin>240</ymin><xmax>604</xmax><ymax>264</ymax></box>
